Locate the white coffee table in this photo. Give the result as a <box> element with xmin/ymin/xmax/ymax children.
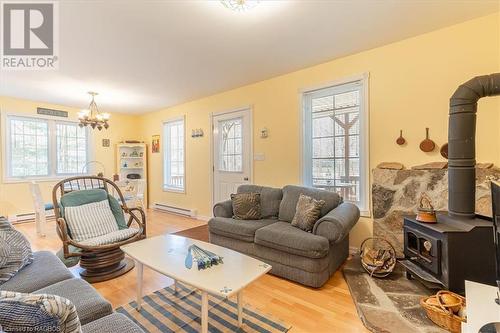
<box><xmin>121</xmin><ymin>234</ymin><xmax>272</xmax><ymax>333</ymax></box>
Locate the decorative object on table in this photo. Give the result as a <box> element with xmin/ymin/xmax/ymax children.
<box><xmin>130</xmin><ymin>150</ymin><xmax>139</xmax><ymax>157</ymax></box>
<box><xmin>416</xmin><ymin>193</ymin><xmax>437</xmax><ymax>223</ymax></box>
<box><xmin>139</xmin><ymin>152</ymin><xmax>144</xmax><ymax>157</ymax></box>
<box><xmin>77</xmin><ymin>92</ymin><xmax>110</xmax><ymax>130</ymax></box>
<box><xmin>121</xmin><ymin>152</ymin><xmax>127</xmax><ymax>158</ymax></box>
<box><xmin>184</xmin><ymin>244</ymin><xmax>223</xmax><ymax>270</ymax></box>
<box><xmin>440</xmin><ymin>143</ymin><xmax>448</xmax><ymax>159</ymax></box>
<box><xmin>420</xmin><ymin>290</ymin><xmax>466</xmax><ymax>333</ymax></box>
<box><xmin>491</xmin><ymin>181</ymin><xmax>500</xmax><ymax>305</ymax></box>
<box><xmin>191</xmin><ymin>129</ymin><xmax>204</xmax><ymax>138</ymax></box>
<box><xmin>359</xmin><ymin>237</ymin><xmax>397</xmax><ymax>278</ymax></box>
<box><xmin>123</xmin><ymin>162</ymin><xmax>128</xmax><ymax>168</ymax></box>
<box><xmin>152</xmin><ymin>135</ymin><xmax>160</xmax><ymax>153</ymax></box>
<box><xmin>52</xmin><ymin>176</ymin><xmax>146</xmax><ymax>282</ymax></box>
<box><xmin>396</xmin><ymin>129</ymin><xmax>406</xmax><ymax>145</ymax></box>
<box><xmin>419</xmin><ymin>127</ymin><xmax>436</xmax><ymax>152</ymax></box>
<box><xmin>102</xmin><ymin>139</ymin><xmax>110</xmax><ymax>147</ymax></box>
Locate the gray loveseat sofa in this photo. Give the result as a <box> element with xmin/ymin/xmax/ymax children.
<box><xmin>208</xmin><ymin>185</ymin><xmax>360</xmax><ymax>288</ymax></box>
<box><xmin>0</xmin><ymin>250</ymin><xmax>143</xmax><ymax>333</ymax></box>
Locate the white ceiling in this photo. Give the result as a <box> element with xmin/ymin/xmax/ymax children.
<box><xmin>0</xmin><ymin>0</ymin><xmax>498</xmax><ymax>114</ymax></box>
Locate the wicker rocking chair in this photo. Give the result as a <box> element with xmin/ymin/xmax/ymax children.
<box><xmin>53</xmin><ymin>176</ymin><xmax>146</xmax><ymax>283</ymax></box>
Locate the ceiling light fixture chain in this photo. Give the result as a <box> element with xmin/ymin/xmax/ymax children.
<box><xmin>78</xmin><ymin>91</ymin><xmax>110</xmax><ymax>130</ymax></box>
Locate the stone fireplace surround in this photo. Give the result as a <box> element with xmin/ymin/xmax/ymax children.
<box><xmin>372</xmin><ymin>165</ymin><xmax>500</xmax><ymax>256</ymax></box>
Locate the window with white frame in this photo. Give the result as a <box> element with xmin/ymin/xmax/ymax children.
<box><xmin>163</xmin><ymin>118</ymin><xmax>185</xmax><ymax>191</ymax></box>
<box><xmin>56</xmin><ymin>122</ymin><xmax>89</xmax><ymax>175</ymax></box>
<box><xmin>302</xmin><ymin>78</ymin><xmax>369</xmax><ymax>214</ymax></box>
<box><xmin>5</xmin><ymin>115</ymin><xmax>90</xmax><ymax>180</ymax></box>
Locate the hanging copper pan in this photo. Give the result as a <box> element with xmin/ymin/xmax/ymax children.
<box><xmin>419</xmin><ymin>128</ymin><xmax>435</xmax><ymax>152</ymax></box>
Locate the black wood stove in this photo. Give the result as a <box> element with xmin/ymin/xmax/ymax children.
<box><xmin>401</xmin><ymin>214</ymin><xmax>495</xmax><ymax>293</ymax></box>
<box><xmin>400</xmin><ymin>73</ymin><xmax>500</xmax><ymax>293</ymax></box>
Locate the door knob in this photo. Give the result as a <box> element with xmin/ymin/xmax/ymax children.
<box><xmin>243</xmin><ymin>177</ymin><xmax>249</xmax><ymax>181</ymax></box>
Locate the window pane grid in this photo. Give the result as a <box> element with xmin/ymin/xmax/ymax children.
<box><xmin>9</xmin><ymin>118</ymin><xmax>49</xmax><ymax>177</ymax></box>
<box><xmin>164</xmin><ymin>119</ymin><xmax>185</xmax><ymax>190</ymax></box>
<box><xmin>308</xmin><ymin>83</ymin><xmax>362</xmax><ymax>204</ymax></box>
<box><xmin>56</xmin><ymin>123</ymin><xmax>88</xmax><ymax>175</ymax></box>
<box><xmin>218</xmin><ymin>118</ymin><xmax>243</xmax><ymax>172</ymax></box>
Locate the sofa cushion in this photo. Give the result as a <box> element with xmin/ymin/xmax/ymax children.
<box><xmin>255</xmin><ymin>222</ymin><xmax>329</xmax><ymax>259</ymax></box>
<box><xmin>35</xmin><ymin>278</ymin><xmax>113</xmax><ymax>325</ymax></box>
<box><xmin>279</xmin><ymin>185</ymin><xmax>342</xmax><ymax>222</ymax></box>
<box><xmin>0</xmin><ymin>218</ymin><xmax>34</xmax><ymax>285</ymax></box>
<box><xmin>0</xmin><ymin>290</ymin><xmax>81</xmax><ymax>333</ymax></box>
<box><xmin>0</xmin><ymin>251</ymin><xmax>73</xmax><ymax>293</ymax></box>
<box><xmin>291</xmin><ymin>194</ymin><xmax>325</xmax><ymax>232</ymax></box>
<box><xmin>65</xmin><ymin>199</ymin><xmax>119</xmax><ymax>242</ymax></box>
<box><xmin>208</xmin><ymin>217</ymin><xmax>277</xmax><ymax>242</ymax></box>
<box><xmin>231</xmin><ymin>193</ymin><xmax>261</xmax><ymax>220</ymax></box>
<box><xmin>237</xmin><ymin>185</ymin><xmax>283</xmax><ymax>218</ymax></box>
<box><xmin>82</xmin><ymin>313</ymin><xmax>144</xmax><ymax>333</ymax></box>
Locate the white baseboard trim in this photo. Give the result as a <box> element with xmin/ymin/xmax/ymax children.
<box><xmin>349</xmin><ymin>246</ymin><xmax>359</xmax><ymax>255</ymax></box>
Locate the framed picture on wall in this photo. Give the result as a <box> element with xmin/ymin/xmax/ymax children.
<box><xmin>152</xmin><ymin>135</ymin><xmax>160</xmax><ymax>153</ymax></box>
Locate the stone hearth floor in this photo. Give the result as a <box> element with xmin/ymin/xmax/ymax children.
<box><xmin>343</xmin><ymin>256</ymin><xmax>447</xmax><ymax>333</ymax></box>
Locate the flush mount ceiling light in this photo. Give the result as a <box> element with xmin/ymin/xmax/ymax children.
<box><xmin>221</xmin><ymin>0</ymin><xmax>260</xmax><ymax>12</ymax></box>
<box><xmin>78</xmin><ymin>92</ymin><xmax>110</xmax><ymax>130</ymax></box>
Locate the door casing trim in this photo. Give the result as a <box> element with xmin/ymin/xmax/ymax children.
<box><xmin>209</xmin><ymin>106</ymin><xmax>254</xmax><ymax>214</ymax></box>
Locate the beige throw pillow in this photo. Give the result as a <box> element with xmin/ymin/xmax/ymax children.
<box><xmin>291</xmin><ymin>194</ymin><xmax>325</xmax><ymax>232</ymax></box>
<box><xmin>231</xmin><ymin>193</ymin><xmax>261</xmax><ymax>220</ymax></box>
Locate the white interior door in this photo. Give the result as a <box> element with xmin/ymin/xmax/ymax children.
<box><xmin>212</xmin><ymin>108</ymin><xmax>252</xmax><ymax>205</ymax></box>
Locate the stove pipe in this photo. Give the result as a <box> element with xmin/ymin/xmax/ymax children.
<box><xmin>448</xmin><ymin>73</ymin><xmax>500</xmax><ymax>218</ymax></box>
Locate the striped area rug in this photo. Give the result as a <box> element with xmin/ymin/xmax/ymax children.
<box><xmin>116</xmin><ymin>283</ymin><xmax>291</xmax><ymax>333</ymax></box>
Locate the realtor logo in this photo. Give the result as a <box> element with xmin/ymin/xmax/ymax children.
<box><xmin>1</xmin><ymin>1</ymin><xmax>59</xmax><ymax>70</ymax></box>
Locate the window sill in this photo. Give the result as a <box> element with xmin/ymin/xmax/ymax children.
<box><xmin>163</xmin><ymin>187</ymin><xmax>185</xmax><ymax>194</ymax></box>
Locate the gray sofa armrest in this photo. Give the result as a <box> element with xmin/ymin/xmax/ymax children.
<box><xmin>312</xmin><ymin>202</ymin><xmax>360</xmax><ymax>243</ymax></box>
<box><xmin>213</xmin><ymin>200</ymin><xmax>233</xmax><ymax>218</ymax></box>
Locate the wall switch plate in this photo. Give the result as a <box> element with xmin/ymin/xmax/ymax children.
<box><xmin>254</xmin><ymin>153</ymin><xmax>265</xmax><ymax>161</ymax></box>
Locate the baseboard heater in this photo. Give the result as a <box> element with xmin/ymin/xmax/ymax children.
<box><xmin>8</xmin><ymin>211</ymin><xmax>55</xmax><ymax>224</ymax></box>
<box><xmin>153</xmin><ymin>203</ymin><xmax>197</xmax><ymax>218</ymax></box>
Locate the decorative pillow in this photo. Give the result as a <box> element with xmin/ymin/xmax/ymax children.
<box><xmin>64</xmin><ymin>199</ymin><xmax>119</xmax><ymax>242</ymax></box>
<box><xmin>0</xmin><ymin>291</ymin><xmax>81</xmax><ymax>333</ymax></box>
<box><xmin>291</xmin><ymin>194</ymin><xmax>325</xmax><ymax>232</ymax></box>
<box><xmin>231</xmin><ymin>193</ymin><xmax>261</xmax><ymax>220</ymax></box>
<box><xmin>0</xmin><ymin>218</ymin><xmax>33</xmax><ymax>285</ymax></box>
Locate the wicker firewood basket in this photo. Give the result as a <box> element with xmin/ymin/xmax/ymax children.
<box><xmin>420</xmin><ymin>290</ymin><xmax>466</xmax><ymax>333</ymax></box>
<box><xmin>359</xmin><ymin>237</ymin><xmax>397</xmax><ymax>278</ymax></box>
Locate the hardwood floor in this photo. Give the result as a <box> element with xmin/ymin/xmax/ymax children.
<box><xmin>16</xmin><ymin>210</ymin><xmax>368</xmax><ymax>333</ymax></box>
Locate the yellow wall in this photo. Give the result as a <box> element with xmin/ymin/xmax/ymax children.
<box><xmin>1</xmin><ymin>14</ymin><xmax>499</xmax><ymax>247</ymax></box>
<box><xmin>0</xmin><ymin>96</ymin><xmax>141</xmax><ymax>216</ymax></box>
<box><xmin>140</xmin><ymin>13</ymin><xmax>500</xmax><ymax>247</ymax></box>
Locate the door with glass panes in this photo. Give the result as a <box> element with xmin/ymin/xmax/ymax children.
<box><xmin>212</xmin><ymin>109</ymin><xmax>252</xmax><ymax>205</ymax></box>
